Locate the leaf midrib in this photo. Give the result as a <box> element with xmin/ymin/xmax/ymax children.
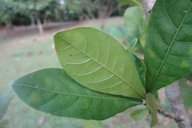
<box><xmin>16</xmin><ymin>83</ymin><xmax>136</xmax><ymax>101</ymax></box>
<box><xmin>150</xmin><ymin>3</ymin><xmax>192</xmax><ymax>89</ymax></box>
<box><xmin>56</xmin><ymin>35</ymin><xmax>145</xmax><ymax>98</ymax></box>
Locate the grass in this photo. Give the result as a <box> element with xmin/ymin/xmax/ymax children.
<box><xmin>0</xmin><ymin>17</ymin><xmax>177</xmax><ymax>128</ymax></box>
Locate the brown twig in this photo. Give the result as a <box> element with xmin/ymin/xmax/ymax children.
<box><xmin>157</xmin><ymin>108</ymin><xmax>183</xmax><ymax>124</ymax></box>
<box><xmin>165</xmin><ymin>82</ymin><xmax>191</xmax><ymax>128</ymax></box>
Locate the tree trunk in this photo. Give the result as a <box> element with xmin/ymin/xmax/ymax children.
<box><xmin>36</xmin><ymin>17</ymin><xmax>44</xmax><ymax>35</ymax></box>
<box><xmin>85</xmin><ymin>7</ymin><xmax>95</xmax><ymax>19</ymax></box>
<box><xmin>30</xmin><ymin>16</ymin><xmax>35</xmax><ymax>27</ymax></box>
<box><xmin>5</xmin><ymin>16</ymin><xmax>13</xmax><ymax>29</ymax></box>
<box><xmin>98</xmin><ymin>7</ymin><xmax>108</xmax><ymax>19</ymax></box>
<box><xmin>97</xmin><ymin>0</ymin><xmax>115</xmax><ymax>19</ymax></box>
<box><xmin>5</xmin><ymin>21</ymin><xmax>13</xmax><ymax>29</ymax></box>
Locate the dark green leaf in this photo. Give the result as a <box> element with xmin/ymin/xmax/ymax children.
<box><xmin>144</xmin><ymin>0</ymin><xmax>192</xmax><ymax>92</ymax></box>
<box><xmin>131</xmin><ymin>55</ymin><xmax>146</xmax><ymax>87</ymax></box>
<box><xmin>12</xmin><ymin>68</ymin><xmax>141</xmax><ymax>120</ymax></box>
<box><xmin>54</xmin><ymin>27</ymin><xmax>146</xmax><ymax>99</ymax></box>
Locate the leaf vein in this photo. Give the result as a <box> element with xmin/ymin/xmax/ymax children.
<box><xmin>17</xmin><ymin>84</ymin><xmax>128</xmax><ymax>100</ymax></box>
<box><xmin>56</xmin><ymin>36</ymin><xmax>145</xmax><ymax>98</ymax></box>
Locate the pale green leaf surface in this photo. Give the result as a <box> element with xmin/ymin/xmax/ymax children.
<box><xmin>12</xmin><ymin>68</ymin><xmax>141</xmax><ymax>120</ymax></box>
<box><xmin>54</xmin><ymin>27</ymin><xmax>146</xmax><ymax>99</ymax></box>
<box><xmin>106</xmin><ymin>26</ymin><xmax>128</xmax><ymax>49</ymax></box>
<box><xmin>144</xmin><ymin>0</ymin><xmax>192</xmax><ymax>92</ymax></box>
<box><xmin>130</xmin><ymin>105</ymin><xmax>148</xmax><ymax>121</ymax></box>
<box><xmin>108</xmin><ymin>26</ymin><xmax>127</xmax><ymax>40</ymax></box>
<box><xmin>124</xmin><ymin>6</ymin><xmax>147</xmax><ymax>47</ymax></box>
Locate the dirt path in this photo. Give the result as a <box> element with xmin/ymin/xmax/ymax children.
<box><xmin>0</xmin><ymin>17</ymin><xmax>123</xmax><ymax>43</ymax></box>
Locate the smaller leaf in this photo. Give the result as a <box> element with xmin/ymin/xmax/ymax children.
<box><xmin>0</xmin><ymin>92</ymin><xmax>13</xmax><ymax>120</ymax></box>
<box><xmin>54</xmin><ymin>27</ymin><xmax>146</xmax><ymax>99</ymax></box>
<box><xmin>12</xmin><ymin>68</ymin><xmax>141</xmax><ymax>120</ymax></box>
<box><xmin>130</xmin><ymin>105</ymin><xmax>148</xmax><ymax>121</ymax></box>
<box><xmin>145</xmin><ymin>93</ymin><xmax>159</xmax><ymax>127</ymax></box>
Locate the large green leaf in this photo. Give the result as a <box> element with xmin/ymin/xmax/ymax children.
<box><xmin>54</xmin><ymin>27</ymin><xmax>146</xmax><ymax>99</ymax></box>
<box><xmin>144</xmin><ymin>0</ymin><xmax>192</xmax><ymax>92</ymax></box>
<box><xmin>12</xmin><ymin>68</ymin><xmax>141</xmax><ymax>120</ymax></box>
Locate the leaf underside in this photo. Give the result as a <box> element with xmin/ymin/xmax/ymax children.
<box><xmin>12</xmin><ymin>68</ymin><xmax>141</xmax><ymax>120</ymax></box>
<box><xmin>144</xmin><ymin>0</ymin><xmax>192</xmax><ymax>92</ymax></box>
<box><xmin>54</xmin><ymin>27</ymin><xmax>146</xmax><ymax>99</ymax></box>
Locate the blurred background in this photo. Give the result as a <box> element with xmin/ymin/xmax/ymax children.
<box><xmin>0</xmin><ymin>0</ymin><xmax>187</xmax><ymax>128</ymax></box>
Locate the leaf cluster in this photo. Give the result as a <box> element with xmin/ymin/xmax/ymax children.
<box><xmin>12</xmin><ymin>0</ymin><xmax>192</xmax><ymax>126</ymax></box>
